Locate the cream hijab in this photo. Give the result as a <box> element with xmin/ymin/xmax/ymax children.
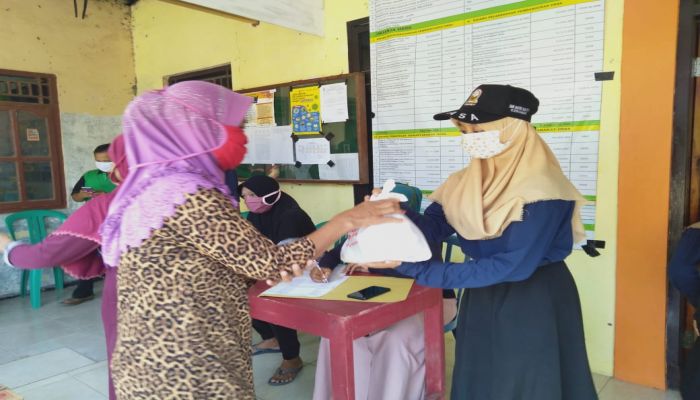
<box><xmin>430</xmin><ymin>117</ymin><xmax>588</xmax><ymax>243</ymax></box>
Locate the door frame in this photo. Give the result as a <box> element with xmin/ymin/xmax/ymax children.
<box><xmin>347</xmin><ymin>17</ymin><xmax>373</xmax><ymax>204</ymax></box>
<box><xmin>668</xmin><ymin>0</ymin><xmax>700</xmax><ymax>389</ymax></box>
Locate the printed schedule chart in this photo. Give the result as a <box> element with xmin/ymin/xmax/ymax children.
<box><xmin>370</xmin><ymin>0</ymin><xmax>605</xmax><ymax>237</ymax></box>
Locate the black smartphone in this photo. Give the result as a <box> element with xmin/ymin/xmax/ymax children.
<box><xmin>347</xmin><ymin>286</ymin><xmax>391</xmax><ymax>301</ymax></box>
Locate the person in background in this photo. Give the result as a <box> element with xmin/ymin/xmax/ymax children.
<box><xmin>64</xmin><ymin>143</ymin><xmax>117</xmax><ymax>305</ymax></box>
<box><xmin>363</xmin><ymin>85</ymin><xmax>597</xmax><ymax>399</ymax></box>
<box><xmin>71</xmin><ymin>143</ymin><xmax>116</xmax><ymax>202</ymax></box>
<box><xmin>240</xmin><ymin>175</ymin><xmax>316</xmax><ymax>386</ymax></box>
<box><xmin>101</xmin><ymin>81</ymin><xmax>401</xmax><ymax>399</ymax></box>
<box><xmin>0</xmin><ymin>135</ymin><xmax>128</xmax><ymax>400</ymax></box>
<box><xmin>669</xmin><ymin>223</ymin><xmax>700</xmax><ymax>399</ymax></box>
<box><xmin>310</xmin><ymin>182</ymin><xmax>457</xmax><ymax>400</ymax></box>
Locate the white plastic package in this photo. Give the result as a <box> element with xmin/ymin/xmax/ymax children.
<box><xmin>340</xmin><ymin>179</ymin><xmax>432</xmax><ymax>264</ymax></box>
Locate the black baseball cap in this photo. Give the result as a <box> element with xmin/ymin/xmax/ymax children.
<box><xmin>433</xmin><ymin>84</ymin><xmax>539</xmax><ymax>123</ymax></box>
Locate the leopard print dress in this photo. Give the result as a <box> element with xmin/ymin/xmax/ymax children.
<box><xmin>111</xmin><ymin>189</ymin><xmax>315</xmax><ymax>399</ymax></box>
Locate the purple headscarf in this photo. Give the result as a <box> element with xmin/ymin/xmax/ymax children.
<box><xmin>101</xmin><ymin>81</ymin><xmax>253</xmax><ymax>267</ymax></box>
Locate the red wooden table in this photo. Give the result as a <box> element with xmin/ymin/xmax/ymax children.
<box><xmin>248</xmin><ymin>280</ymin><xmax>445</xmax><ymax>400</ymax></box>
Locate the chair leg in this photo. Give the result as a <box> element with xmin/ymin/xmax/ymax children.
<box><xmin>30</xmin><ymin>269</ymin><xmax>42</xmax><ymax>309</ymax></box>
<box><xmin>53</xmin><ymin>267</ymin><xmax>64</xmax><ymax>290</ymax></box>
<box><xmin>20</xmin><ymin>270</ymin><xmax>29</xmax><ymax>297</ymax></box>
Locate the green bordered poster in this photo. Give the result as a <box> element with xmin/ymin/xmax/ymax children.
<box><xmin>369</xmin><ymin>0</ymin><xmax>605</xmax><ymax>239</ymax></box>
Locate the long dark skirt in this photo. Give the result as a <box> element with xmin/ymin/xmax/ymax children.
<box><xmin>682</xmin><ymin>335</ymin><xmax>700</xmax><ymax>399</ymax></box>
<box><xmin>451</xmin><ymin>261</ymin><xmax>598</xmax><ymax>400</ymax></box>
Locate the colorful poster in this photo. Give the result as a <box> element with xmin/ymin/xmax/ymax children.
<box><xmin>369</xmin><ymin>0</ymin><xmax>605</xmax><ymax>240</ymax></box>
<box><xmin>290</xmin><ymin>86</ymin><xmax>321</xmax><ymax>135</ymax></box>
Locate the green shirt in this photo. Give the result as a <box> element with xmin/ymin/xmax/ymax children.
<box><xmin>72</xmin><ymin>169</ymin><xmax>116</xmax><ymax>202</ymax></box>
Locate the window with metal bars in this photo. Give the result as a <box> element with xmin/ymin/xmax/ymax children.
<box><xmin>166</xmin><ymin>64</ymin><xmax>232</xmax><ymax>88</ymax></box>
<box><xmin>0</xmin><ymin>69</ymin><xmax>66</xmax><ymax>212</ymax></box>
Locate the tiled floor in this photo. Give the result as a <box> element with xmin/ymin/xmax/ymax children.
<box><xmin>0</xmin><ymin>283</ymin><xmax>683</xmax><ymax>400</ymax></box>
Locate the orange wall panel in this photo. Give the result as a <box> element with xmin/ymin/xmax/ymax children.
<box><xmin>615</xmin><ymin>0</ymin><xmax>680</xmax><ymax>389</ymax></box>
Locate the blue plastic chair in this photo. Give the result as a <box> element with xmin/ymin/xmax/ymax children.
<box><xmin>5</xmin><ymin>210</ymin><xmax>67</xmax><ymax>309</ymax></box>
<box><xmin>443</xmin><ymin>234</ymin><xmax>464</xmax><ymax>333</ymax></box>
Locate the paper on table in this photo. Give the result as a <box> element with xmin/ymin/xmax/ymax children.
<box><xmin>318</xmin><ymin>153</ymin><xmax>359</xmax><ymax>180</ymax></box>
<box><xmin>241</xmin><ymin>125</ymin><xmax>295</xmax><ymax>164</ymax></box>
<box><xmin>320</xmin><ymin>82</ymin><xmax>348</xmax><ymax>123</ymax></box>
<box><xmin>295</xmin><ymin>137</ymin><xmax>331</xmax><ymax>164</ymax></box>
<box><xmin>261</xmin><ymin>268</ymin><xmax>349</xmax><ymax>298</ymax></box>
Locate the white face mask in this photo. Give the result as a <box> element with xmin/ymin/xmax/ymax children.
<box><xmin>461</xmin><ymin>120</ymin><xmax>522</xmax><ymax>159</ymax></box>
<box><xmin>95</xmin><ymin>161</ymin><xmax>114</xmax><ymax>173</ymax></box>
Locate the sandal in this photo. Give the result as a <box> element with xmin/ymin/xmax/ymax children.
<box><xmin>252</xmin><ymin>343</ymin><xmax>281</xmax><ymax>356</ymax></box>
<box><xmin>62</xmin><ymin>295</ymin><xmax>95</xmax><ymax>305</ymax></box>
<box><xmin>268</xmin><ymin>364</ymin><xmax>303</xmax><ymax>386</ymax></box>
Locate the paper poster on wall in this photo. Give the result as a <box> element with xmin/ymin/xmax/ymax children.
<box><xmin>295</xmin><ymin>138</ymin><xmax>331</xmax><ymax>164</ymax></box>
<box><xmin>290</xmin><ymin>86</ymin><xmax>321</xmax><ymax>135</ymax></box>
<box><xmin>26</xmin><ymin>128</ymin><xmax>40</xmax><ymax>142</ymax></box>
<box><xmin>318</xmin><ymin>153</ymin><xmax>360</xmax><ymax>181</ymax></box>
<box><xmin>244</xmin><ymin>89</ymin><xmax>276</xmax><ymax>126</ymax></box>
<box><xmin>241</xmin><ymin>125</ymin><xmax>295</xmax><ymax>164</ymax></box>
<box><xmin>369</xmin><ymin>0</ymin><xmax>606</xmax><ymax>239</ymax></box>
<box><xmin>320</xmin><ymin>83</ymin><xmax>348</xmax><ymax>123</ymax></box>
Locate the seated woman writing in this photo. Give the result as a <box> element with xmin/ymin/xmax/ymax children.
<box><xmin>240</xmin><ymin>175</ymin><xmax>317</xmax><ymax>386</ymax></box>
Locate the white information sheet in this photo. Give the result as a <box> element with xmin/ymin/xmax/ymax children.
<box><xmin>241</xmin><ymin>125</ymin><xmax>295</xmax><ymax>164</ymax></box>
<box><xmin>295</xmin><ymin>138</ymin><xmax>332</xmax><ymax>165</ymax></box>
<box><xmin>318</xmin><ymin>153</ymin><xmax>360</xmax><ymax>181</ymax></box>
<box><xmin>370</xmin><ymin>0</ymin><xmax>605</xmax><ymax>239</ymax></box>
<box><xmin>320</xmin><ymin>82</ymin><xmax>349</xmax><ymax>123</ymax></box>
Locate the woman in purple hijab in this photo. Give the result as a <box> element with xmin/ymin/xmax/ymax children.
<box><xmin>101</xmin><ymin>81</ymin><xmax>400</xmax><ymax>399</ymax></box>
<box><xmin>0</xmin><ymin>134</ymin><xmax>128</xmax><ymax>400</ymax></box>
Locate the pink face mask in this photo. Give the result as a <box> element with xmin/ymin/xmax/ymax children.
<box><xmin>245</xmin><ymin>190</ymin><xmax>281</xmax><ymax>214</ymax></box>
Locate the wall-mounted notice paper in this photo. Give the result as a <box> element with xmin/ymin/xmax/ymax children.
<box><xmin>320</xmin><ymin>82</ymin><xmax>348</xmax><ymax>123</ymax></box>
<box><xmin>318</xmin><ymin>153</ymin><xmax>359</xmax><ymax>180</ymax></box>
<box><xmin>295</xmin><ymin>137</ymin><xmax>331</xmax><ymax>164</ymax></box>
<box><xmin>242</xmin><ymin>125</ymin><xmax>295</xmax><ymax>164</ymax></box>
<box><xmin>244</xmin><ymin>89</ymin><xmax>276</xmax><ymax>126</ymax></box>
<box><xmin>370</xmin><ymin>0</ymin><xmax>606</xmax><ymax>240</ymax></box>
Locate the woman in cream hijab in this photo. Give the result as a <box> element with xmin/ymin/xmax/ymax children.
<box><xmin>371</xmin><ymin>85</ymin><xmax>598</xmax><ymax>400</ymax></box>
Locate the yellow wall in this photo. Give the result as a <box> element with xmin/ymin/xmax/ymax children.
<box><xmin>0</xmin><ymin>0</ymin><xmax>135</xmax><ymax>115</ymax></box>
<box><xmin>133</xmin><ymin>0</ymin><xmax>628</xmax><ymax>378</ymax></box>
<box><xmin>567</xmin><ymin>0</ymin><xmax>623</xmax><ymax>376</ymax></box>
<box><xmin>131</xmin><ymin>0</ymin><xmax>366</xmax><ymax>223</ymax></box>
<box><xmin>0</xmin><ymin>0</ymin><xmax>136</xmax><ymax>208</ymax></box>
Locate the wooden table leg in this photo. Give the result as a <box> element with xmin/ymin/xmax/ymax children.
<box><xmin>424</xmin><ymin>294</ymin><xmax>445</xmax><ymax>398</ymax></box>
<box><xmin>329</xmin><ymin>332</ymin><xmax>355</xmax><ymax>400</ymax></box>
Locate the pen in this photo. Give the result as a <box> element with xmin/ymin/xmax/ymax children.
<box><xmin>312</xmin><ymin>260</ymin><xmax>329</xmax><ymax>283</ymax></box>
